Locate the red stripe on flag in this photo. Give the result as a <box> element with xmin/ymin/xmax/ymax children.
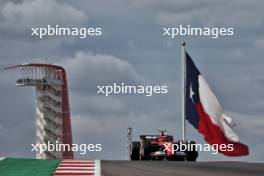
<box><xmin>196</xmin><ymin>103</ymin><xmax>249</xmax><ymax>156</ymax></box>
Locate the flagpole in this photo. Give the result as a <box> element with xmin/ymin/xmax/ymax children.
<box><xmin>181</xmin><ymin>42</ymin><xmax>186</xmax><ymax>141</ymax></box>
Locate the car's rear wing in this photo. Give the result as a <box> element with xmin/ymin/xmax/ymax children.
<box><xmin>140</xmin><ymin>135</ymin><xmax>159</xmax><ymax>140</ymax></box>
<box><xmin>140</xmin><ymin>135</ymin><xmax>174</xmax><ymax>140</ymax></box>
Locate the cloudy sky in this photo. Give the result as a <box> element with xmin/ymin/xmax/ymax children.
<box><xmin>0</xmin><ymin>0</ymin><xmax>263</xmax><ymax>162</ymax></box>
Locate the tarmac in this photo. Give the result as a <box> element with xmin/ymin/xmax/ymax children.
<box><xmin>101</xmin><ymin>161</ymin><xmax>264</xmax><ymax>176</ymax></box>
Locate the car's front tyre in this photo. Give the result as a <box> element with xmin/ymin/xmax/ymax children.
<box><xmin>130</xmin><ymin>141</ymin><xmax>140</xmax><ymax>160</ymax></box>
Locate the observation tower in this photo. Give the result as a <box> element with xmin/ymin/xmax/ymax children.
<box><xmin>5</xmin><ymin>63</ymin><xmax>74</xmax><ymax>159</ymax></box>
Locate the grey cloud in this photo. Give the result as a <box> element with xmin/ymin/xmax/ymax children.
<box><xmin>70</xmin><ymin>95</ymin><xmax>129</xmax><ymax>117</ymax></box>
<box><xmin>0</xmin><ymin>70</ymin><xmax>35</xmax><ymax>158</ymax></box>
<box><xmin>1</xmin><ymin>0</ymin><xmax>87</xmax><ymax>26</ymax></box>
<box><xmin>0</xmin><ymin>0</ymin><xmax>87</xmax><ymax>40</ymax></box>
<box><xmin>131</xmin><ymin>0</ymin><xmax>264</xmax><ymax>28</ymax></box>
<box><xmin>61</xmin><ymin>51</ymin><xmax>143</xmax><ymax>94</ymax></box>
<box><xmin>255</xmin><ymin>38</ymin><xmax>264</xmax><ymax>49</ymax></box>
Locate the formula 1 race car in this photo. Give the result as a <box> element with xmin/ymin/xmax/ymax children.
<box><xmin>129</xmin><ymin>130</ymin><xmax>198</xmax><ymax>161</ymax></box>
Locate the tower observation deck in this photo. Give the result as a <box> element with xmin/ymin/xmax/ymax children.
<box><xmin>5</xmin><ymin>63</ymin><xmax>74</xmax><ymax>159</ymax></box>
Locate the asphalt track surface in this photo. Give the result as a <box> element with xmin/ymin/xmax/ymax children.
<box><xmin>101</xmin><ymin>161</ymin><xmax>264</xmax><ymax>176</ymax></box>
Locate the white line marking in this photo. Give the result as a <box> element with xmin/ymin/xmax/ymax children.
<box><xmin>55</xmin><ymin>170</ymin><xmax>94</xmax><ymax>173</ymax></box>
<box><xmin>0</xmin><ymin>157</ymin><xmax>5</xmax><ymax>161</ymax></box>
<box><xmin>61</xmin><ymin>159</ymin><xmax>94</xmax><ymax>162</ymax></box>
<box><xmin>57</xmin><ymin>167</ymin><xmax>93</xmax><ymax>170</ymax></box>
<box><xmin>95</xmin><ymin>160</ymin><xmax>101</xmax><ymax>176</ymax></box>
<box><xmin>59</xmin><ymin>163</ymin><xmax>95</xmax><ymax>166</ymax></box>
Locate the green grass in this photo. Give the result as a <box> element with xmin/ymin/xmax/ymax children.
<box><xmin>0</xmin><ymin>158</ymin><xmax>59</xmax><ymax>176</ymax></box>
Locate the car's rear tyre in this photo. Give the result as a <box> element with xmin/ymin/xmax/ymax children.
<box><xmin>186</xmin><ymin>141</ymin><xmax>198</xmax><ymax>162</ymax></box>
<box><xmin>140</xmin><ymin>141</ymin><xmax>151</xmax><ymax>160</ymax></box>
<box><xmin>186</xmin><ymin>152</ymin><xmax>198</xmax><ymax>161</ymax></box>
<box><xmin>130</xmin><ymin>141</ymin><xmax>140</xmax><ymax>160</ymax></box>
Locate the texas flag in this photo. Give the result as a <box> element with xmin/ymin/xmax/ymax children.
<box><xmin>185</xmin><ymin>52</ymin><xmax>249</xmax><ymax>156</ymax></box>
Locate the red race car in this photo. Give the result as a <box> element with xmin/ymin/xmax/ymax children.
<box><xmin>129</xmin><ymin>130</ymin><xmax>198</xmax><ymax>161</ymax></box>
